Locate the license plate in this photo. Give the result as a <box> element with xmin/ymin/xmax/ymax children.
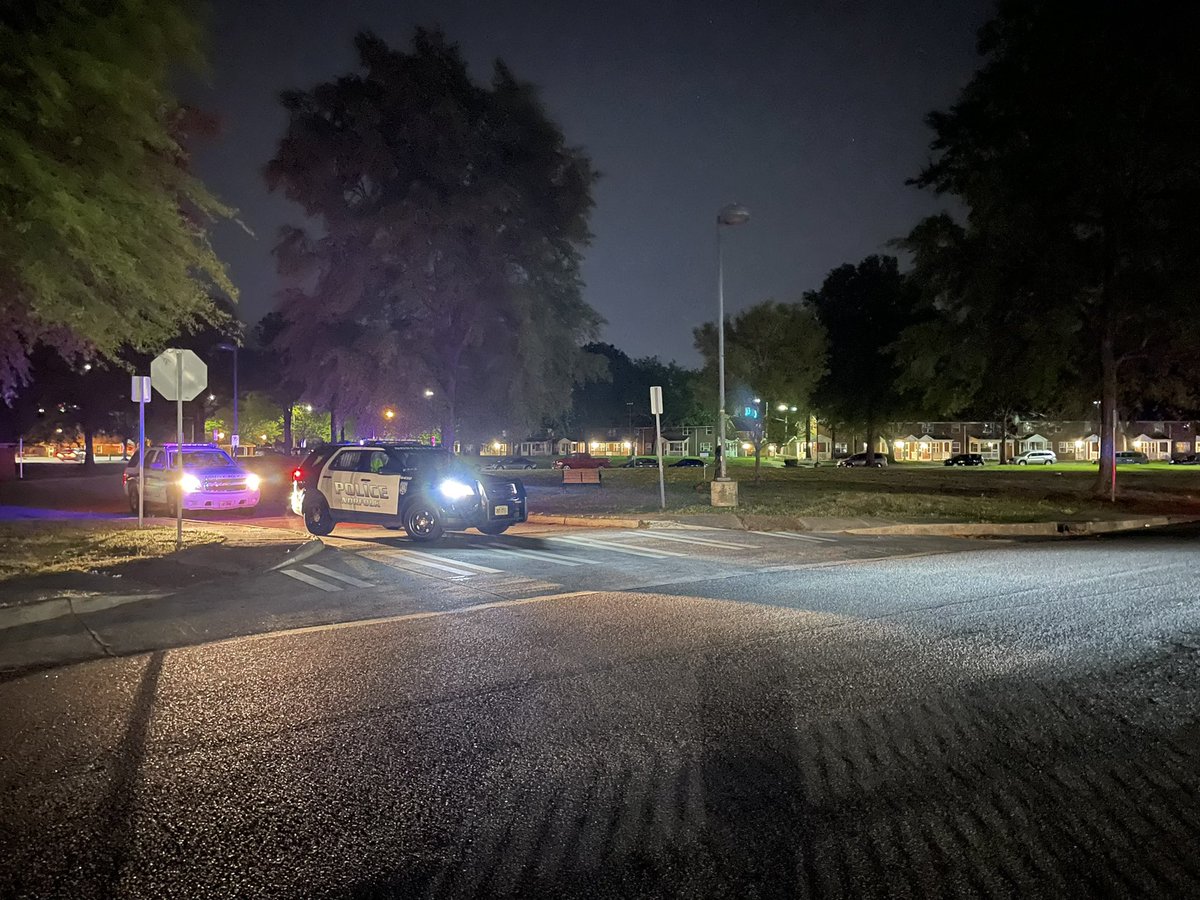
<box><xmin>219</xmin><ymin>500</ymin><xmax>234</xmax><ymax>508</ymax></box>
<box><xmin>493</xmin><ymin>504</ymin><xmax>509</xmax><ymax>516</ymax></box>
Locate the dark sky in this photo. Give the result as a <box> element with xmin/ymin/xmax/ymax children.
<box><xmin>186</xmin><ymin>0</ymin><xmax>992</xmax><ymax>366</ymax></box>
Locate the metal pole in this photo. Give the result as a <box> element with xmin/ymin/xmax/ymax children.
<box><xmin>717</xmin><ymin>223</ymin><xmax>728</xmax><ymax>481</ymax></box>
<box><xmin>176</xmin><ymin>352</ymin><xmax>184</xmax><ymax>551</ymax></box>
<box><xmin>232</xmin><ymin>346</ymin><xmax>239</xmax><ymax>450</ymax></box>
<box><xmin>1110</xmin><ymin>404</ymin><xmax>1116</xmax><ymax>503</ymax></box>
<box><xmin>17</xmin><ymin>438</ymin><xmax>22</xmax><ymax>479</ymax></box>
<box><xmin>655</xmin><ymin>411</ymin><xmax>666</xmax><ymax>510</ymax></box>
<box><xmin>138</xmin><ymin>398</ymin><xmax>145</xmax><ymax>528</ymax></box>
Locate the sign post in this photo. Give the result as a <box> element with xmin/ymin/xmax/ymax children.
<box><xmin>131</xmin><ymin>376</ymin><xmax>151</xmax><ymax>527</ymax></box>
<box><xmin>650</xmin><ymin>386</ymin><xmax>666</xmax><ymax>510</ymax></box>
<box><xmin>151</xmin><ymin>349</ymin><xmax>207</xmax><ymax>550</ymax></box>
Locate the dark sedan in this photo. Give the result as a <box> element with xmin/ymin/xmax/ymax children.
<box><xmin>484</xmin><ymin>456</ymin><xmax>537</xmax><ymax>470</ymax></box>
<box><xmin>1171</xmin><ymin>453</ymin><xmax>1200</xmax><ymax>465</ymax></box>
<box><xmin>670</xmin><ymin>458</ymin><xmax>705</xmax><ymax>468</ymax></box>
<box><xmin>837</xmin><ymin>452</ymin><xmax>889</xmax><ymax>468</ymax></box>
<box><xmin>620</xmin><ymin>457</ymin><xmax>658</xmax><ymax>468</ymax></box>
<box><xmin>944</xmin><ymin>453</ymin><xmax>985</xmax><ymax>467</ymax></box>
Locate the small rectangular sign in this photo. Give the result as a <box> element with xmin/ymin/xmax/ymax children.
<box><xmin>231</xmin><ymin>434</ymin><xmax>240</xmax><ymax>449</ymax></box>
<box><xmin>649</xmin><ymin>385</ymin><xmax>663</xmax><ymax>415</ymax></box>
<box><xmin>131</xmin><ymin>375</ymin><xmax>151</xmax><ymax>403</ymax></box>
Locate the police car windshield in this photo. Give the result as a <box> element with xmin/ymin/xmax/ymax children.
<box><xmin>167</xmin><ymin>450</ymin><xmax>235</xmax><ymax>468</ymax></box>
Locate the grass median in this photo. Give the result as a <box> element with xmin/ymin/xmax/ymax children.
<box><xmin>0</xmin><ymin>521</ymin><xmax>225</xmax><ymax>582</ymax></box>
<box><xmin>515</xmin><ymin>459</ymin><xmax>1200</xmax><ymax>523</ymax></box>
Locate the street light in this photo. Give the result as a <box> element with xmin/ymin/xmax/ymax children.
<box><xmin>383</xmin><ymin>408</ymin><xmax>395</xmax><ymax>420</ymax></box>
<box><xmin>215</xmin><ymin>342</ymin><xmax>239</xmax><ymax>446</ymax></box>
<box><xmin>714</xmin><ymin>203</ymin><xmax>750</xmax><ymax>505</ymax></box>
<box><xmin>774</xmin><ymin>404</ymin><xmax>798</xmax><ymax>458</ymax></box>
<box><xmin>423</xmin><ymin>388</ymin><xmax>434</xmax><ymax>398</ymax></box>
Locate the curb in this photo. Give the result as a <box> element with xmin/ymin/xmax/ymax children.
<box><xmin>845</xmin><ymin>515</ymin><xmax>1200</xmax><ymax>538</ymax></box>
<box><xmin>526</xmin><ymin>513</ymin><xmax>645</xmax><ymax>529</ymax></box>
<box><xmin>269</xmin><ymin>538</ymin><xmax>325</xmax><ymax>570</ymax></box>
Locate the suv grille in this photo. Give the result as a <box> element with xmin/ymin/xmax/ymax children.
<box><xmin>203</xmin><ymin>476</ymin><xmax>248</xmax><ymax>492</ymax></box>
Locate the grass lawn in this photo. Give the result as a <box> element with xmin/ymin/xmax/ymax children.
<box><xmin>513</xmin><ymin>458</ymin><xmax>1200</xmax><ymax>523</ymax></box>
<box><xmin>0</xmin><ymin>522</ymin><xmax>224</xmax><ymax>582</ymax></box>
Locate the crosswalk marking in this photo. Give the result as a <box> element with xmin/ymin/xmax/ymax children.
<box><xmin>749</xmin><ymin>530</ymin><xmax>837</xmax><ymax>543</ymax></box>
<box><xmin>366</xmin><ymin>548</ymin><xmax>501</xmax><ymax>578</ymax></box>
<box><xmin>483</xmin><ymin>542</ymin><xmax>595</xmax><ymax>566</ymax></box>
<box><xmin>546</xmin><ymin>535</ymin><xmax>687</xmax><ymax>559</ymax></box>
<box><xmin>628</xmin><ymin>531</ymin><xmax>758</xmax><ymax>550</ymax></box>
<box><xmin>281</xmin><ymin>568</ymin><xmax>343</xmax><ymax>592</ymax></box>
<box><xmin>303</xmin><ymin>563</ymin><xmax>373</xmax><ymax>587</ymax></box>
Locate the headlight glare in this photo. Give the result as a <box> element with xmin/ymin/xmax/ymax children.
<box><xmin>438</xmin><ymin>479</ymin><xmax>474</xmax><ymax>500</ymax></box>
<box><xmin>180</xmin><ymin>473</ymin><xmax>202</xmax><ymax>493</ymax></box>
<box><xmin>245</xmin><ymin>473</ymin><xmax>261</xmax><ymax>491</ymax></box>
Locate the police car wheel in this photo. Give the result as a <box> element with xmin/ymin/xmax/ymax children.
<box><xmin>404</xmin><ymin>498</ymin><xmax>444</xmax><ymax>542</ymax></box>
<box><xmin>127</xmin><ymin>488</ymin><xmax>139</xmax><ymax>514</ymax></box>
<box><xmin>303</xmin><ymin>498</ymin><xmax>335</xmax><ymax>536</ymax></box>
<box><xmin>477</xmin><ymin>522</ymin><xmax>509</xmax><ymax>536</ymax></box>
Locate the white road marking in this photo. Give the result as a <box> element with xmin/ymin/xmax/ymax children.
<box><xmin>280</xmin><ymin>569</ymin><xmax>343</xmax><ymax>592</ymax></box>
<box><xmin>630</xmin><ymin>531</ymin><xmax>758</xmax><ymax>550</ymax></box>
<box><xmin>302</xmin><ymin>564</ymin><xmax>373</xmax><ymax>588</ymax></box>
<box><xmin>483</xmin><ymin>543</ymin><xmax>594</xmax><ymax>566</ymax></box>
<box><xmin>367</xmin><ymin>548</ymin><xmax>501</xmax><ymax>577</ymax></box>
<box><xmin>547</xmin><ymin>535</ymin><xmax>687</xmax><ymax>559</ymax></box>
<box><xmin>749</xmin><ymin>531</ymin><xmax>837</xmax><ymax>543</ymax></box>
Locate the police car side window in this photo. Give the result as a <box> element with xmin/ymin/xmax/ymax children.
<box><xmin>331</xmin><ymin>450</ymin><xmax>362</xmax><ymax>472</ymax></box>
<box><xmin>360</xmin><ymin>451</ymin><xmax>389</xmax><ymax>473</ymax></box>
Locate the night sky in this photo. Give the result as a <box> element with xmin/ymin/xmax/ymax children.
<box><xmin>185</xmin><ymin>0</ymin><xmax>992</xmax><ymax>366</ymax></box>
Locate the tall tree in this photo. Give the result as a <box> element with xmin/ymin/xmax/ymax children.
<box><xmin>909</xmin><ymin>0</ymin><xmax>1200</xmax><ymax>493</ymax></box>
<box><xmin>807</xmin><ymin>256</ymin><xmax>920</xmax><ymax>464</ymax></box>
<box><xmin>265</xmin><ymin>29</ymin><xmax>602</xmax><ymax>450</ymax></box>
<box><xmin>694</xmin><ymin>300</ymin><xmax>827</xmax><ymax>478</ymax></box>
<box><xmin>0</xmin><ymin>0</ymin><xmax>236</xmax><ymax>400</ymax></box>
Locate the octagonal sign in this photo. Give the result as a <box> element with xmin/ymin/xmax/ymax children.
<box><xmin>150</xmin><ymin>348</ymin><xmax>207</xmax><ymax>402</ymax></box>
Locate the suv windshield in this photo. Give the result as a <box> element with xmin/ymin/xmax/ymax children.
<box><xmin>167</xmin><ymin>450</ymin><xmax>236</xmax><ymax>468</ymax></box>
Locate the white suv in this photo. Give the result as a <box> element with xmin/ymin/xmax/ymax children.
<box><xmin>1013</xmin><ymin>449</ymin><xmax>1057</xmax><ymax>466</ymax></box>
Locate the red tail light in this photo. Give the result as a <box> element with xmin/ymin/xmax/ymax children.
<box><xmin>122</xmin><ymin>473</ymin><xmax>128</xmax><ymax>486</ymax></box>
<box><xmin>292</xmin><ymin>467</ymin><xmax>303</xmax><ymax>481</ymax></box>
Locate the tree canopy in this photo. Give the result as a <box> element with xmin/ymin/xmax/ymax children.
<box><xmin>807</xmin><ymin>256</ymin><xmax>920</xmax><ymax>462</ymax></box>
<box><xmin>0</xmin><ymin>0</ymin><xmax>236</xmax><ymax>400</ymax></box>
<box><xmin>906</xmin><ymin>0</ymin><xmax>1200</xmax><ymax>488</ymax></box>
<box><xmin>264</xmin><ymin>29</ymin><xmax>603</xmax><ymax>449</ymax></box>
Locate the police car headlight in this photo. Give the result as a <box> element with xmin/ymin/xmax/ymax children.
<box><xmin>245</xmin><ymin>473</ymin><xmax>261</xmax><ymax>491</ymax></box>
<box><xmin>180</xmin><ymin>473</ymin><xmax>202</xmax><ymax>494</ymax></box>
<box><xmin>438</xmin><ymin>479</ymin><xmax>474</xmax><ymax>500</ymax></box>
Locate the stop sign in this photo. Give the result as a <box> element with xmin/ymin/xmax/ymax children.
<box><xmin>150</xmin><ymin>348</ymin><xmax>207</xmax><ymax>401</ymax></box>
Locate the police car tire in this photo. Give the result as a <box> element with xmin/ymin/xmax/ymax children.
<box><xmin>477</xmin><ymin>522</ymin><xmax>509</xmax><ymax>536</ymax></box>
<box><xmin>303</xmin><ymin>498</ymin><xmax>335</xmax><ymax>536</ymax></box>
<box><xmin>403</xmin><ymin>497</ymin><xmax>444</xmax><ymax>542</ymax></box>
<box><xmin>127</xmin><ymin>488</ymin><xmax>139</xmax><ymax>514</ymax></box>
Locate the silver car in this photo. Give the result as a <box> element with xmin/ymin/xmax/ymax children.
<box><xmin>1013</xmin><ymin>450</ymin><xmax>1057</xmax><ymax>466</ymax></box>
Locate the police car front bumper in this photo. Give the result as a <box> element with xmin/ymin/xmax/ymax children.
<box><xmin>182</xmin><ymin>489</ymin><xmax>260</xmax><ymax>511</ymax></box>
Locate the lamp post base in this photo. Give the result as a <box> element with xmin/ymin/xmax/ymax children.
<box><xmin>710</xmin><ymin>478</ymin><xmax>739</xmax><ymax>508</ymax></box>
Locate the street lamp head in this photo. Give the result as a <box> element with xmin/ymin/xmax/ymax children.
<box><xmin>423</xmin><ymin>389</ymin><xmax>434</xmax><ymax>398</ymax></box>
<box><xmin>383</xmin><ymin>409</ymin><xmax>395</xmax><ymax>420</ymax></box>
<box><xmin>777</xmin><ymin>403</ymin><xmax>788</xmax><ymax>412</ymax></box>
<box><xmin>717</xmin><ymin>203</ymin><xmax>751</xmax><ymax>227</ymax></box>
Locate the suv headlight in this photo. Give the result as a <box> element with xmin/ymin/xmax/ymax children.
<box><xmin>245</xmin><ymin>473</ymin><xmax>261</xmax><ymax>491</ymax></box>
<box><xmin>438</xmin><ymin>479</ymin><xmax>475</xmax><ymax>500</ymax></box>
<box><xmin>180</xmin><ymin>473</ymin><xmax>202</xmax><ymax>493</ymax></box>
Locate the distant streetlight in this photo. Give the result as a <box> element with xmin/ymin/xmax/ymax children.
<box><xmin>714</xmin><ymin>203</ymin><xmax>750</xmax><ymax>504</ymax></box>
<box><xmin>774</xmin><ymin>404</ymin><xmax>799</xmax><ymax>459</ymax></box>
<box><xmin>304</xmin><ymin>404</ymin><xmax>313</xmax><ymax>413</ymax></box>
<box><xmin>423</xmin><ymin>388</ymin><xmax>434</xmax><ymax>398</ymax></box>
<box><xmin>383</xmin><ymin>409</ymin><xmax>395</xmax><ymax>420</ymax></box>
<box><xmin>215</xmin><ymin>343</ymin><xmax>239</xmax><ymax>441</ymax></box>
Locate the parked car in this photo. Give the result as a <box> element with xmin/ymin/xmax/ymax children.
<box><xmin>1115</xmin><ymin>450</ymin><xmax>1149</xmax><ymax>464</ymax></box>
<box><xmin>241</xmin><ymin>449</ymin><xmax>302</xmax><ymax>504</ymax></box>
<box><xmin>1170</xmin><ymin>453</ymin><xmax>1200</xmax><ymax>465</ymax></box>
<box><xmin>944</xmin><ymin>453</ymin><xmax>985</xmax><ymax>467</ymax></box>
<box><xmin>552</xmin><ymin>453</ymin><xmax>611</xmax><ymax>470</ymax></box>
<box><xmin>669</xmin><ymin>458</ymin><xmax>705</xmax><ymax>468</ymax></box>
<box><xmin>1013</xmin><ymin>449</ymin><xmax>1057</xmax><ymax>466</ymax></box>
<box><xmin>484</xmin><ymin>456</ymin><xmax>537</xmax><ymax>470</ymax></box>
<box><xmin>123</xmin><ymin>443</ymin><xmax>261</xmax><ymax>515</ymax></box>
<box><xmin>620</xmin><ymin>457</ymin><xmax>658</xmax><ymax>468</ymax></box>
<box><xmin>837</xmin><ymin>452</ymin><xmax>889</xmax><ymax>468</ymax></box>
<box><xmin>55</xmin><ymin>447</ymin><xmax>84</xmax><ymax>462</ymax></box>
<box><xmin>290</xmin><ymin>441</ymin><xmax>526</xmax><ymax>540</ymax></box>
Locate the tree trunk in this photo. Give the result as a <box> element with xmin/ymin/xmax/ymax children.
<box><xmin>805</xmin><ymin>413</ymin><xmax>812</xmax><ymax>462</ymax></box>
<box><xmin>1094</xmin><ymin>330</ymin><xmax>1118</xmax><ymax>498</ymax></box>
<box><xmin>865</xmin><ymin>419</ymin><xmax>878</xmax><ymax>465</ymax></box>
<box><xmin>282</xmin><ymin>404</ymin><xmax>293</xmax><ymax>450</ymax></box>
<box><xmin>329</xmin><ymin>397</ymin><xmax>337</xmax><ymax>444</ymax></box>
<box><xmin>82</xmin><ymin>424</ymin><xmax>95</xmax><ymax>469</ymax></box>
<box><xmin>997</xmin><ymin>417</ymin><xmax>1008</xmax><ymax>465</ymax></box>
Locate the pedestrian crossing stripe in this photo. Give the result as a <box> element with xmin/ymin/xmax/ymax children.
<box><xmin>302</xmin><ymin>563</ymin><xmax>373</xmax><ymax>587</ymax></box>
<box><xmin>624</xmin><ymin>531</ymin><xmax>758</xmax><ymax>550</ymax></box>
<box><xmin>483</xmin><ymin>542</ymin><xmax>597</xmax><ymax>566</ymax></box>
<box><xmin>545</xmin><ymin>534</ymin><xmax>688</xmax><ymax>559</ymax></box>
<box><xmin>280</xmin><ymin>568</ymin><xmax>343</xmax><ymax>592</ymax></box>
<box><xmin>748</xmin><ymin>530</ymin><xmax>837</xmax><ymax>543</ymax></box>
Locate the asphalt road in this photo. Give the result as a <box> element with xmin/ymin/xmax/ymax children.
<box><xmin>1</xmin><ymin>526</ymin><xmax>1198</xmax><ymax>897</ymax></box>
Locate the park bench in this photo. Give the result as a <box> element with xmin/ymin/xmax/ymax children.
<box><xmin>561</xmin><ymin>468</ymin><xmax>602</xmax><ymax>486</ymax></box>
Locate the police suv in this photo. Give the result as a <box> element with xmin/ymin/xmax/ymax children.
<box><xmin>290</xmin><ymin>442</ymin><xmax>528</xmax><ymax>541</ymax></box>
